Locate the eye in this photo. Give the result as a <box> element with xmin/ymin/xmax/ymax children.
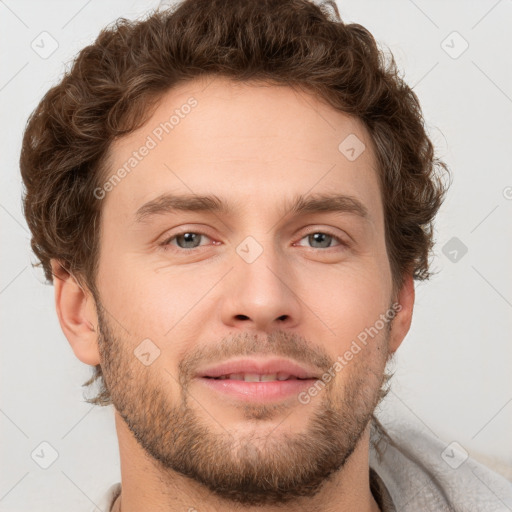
<box><xmin>294</xmin><ymin>231</ymin><xmax>347</xmax><ymax>249</ymax></box>
<box><xmin>161</xmin><ymin>231</ymin><xmax>213</xmax><ymax>250</ymax></box>
<box><xmin>159</xmin><ymin>229</ymin><xmax>348</xmax><ymax>252</ymax></box>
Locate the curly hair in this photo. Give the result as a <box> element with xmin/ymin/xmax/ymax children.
<box><xmin>19</xmin><ymin>0</ymin><xmax>450</xmax><ymax>406</ymax></box>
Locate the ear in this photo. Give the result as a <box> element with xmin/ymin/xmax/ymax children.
<box><xmin>51</xmin><ymin>259</ymin><xmax>100</xmax><ymax>365</ymax></box>
<box><xmin>388</xmin><ymin>273</ymin><xmax>415</xmax><ymax>353</ymax></box>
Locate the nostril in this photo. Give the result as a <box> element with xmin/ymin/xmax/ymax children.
<box><xmin>235</xmin><ymin>314</ymin><xmax>250</xmax><ymax>320</ymax></box>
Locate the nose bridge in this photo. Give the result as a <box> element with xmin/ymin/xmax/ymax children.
<box><xmin>219</xmin><ymin>232</ymin><xmax>301</xmax><ymax>331</ymax></box>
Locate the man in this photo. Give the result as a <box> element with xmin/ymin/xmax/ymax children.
<box><xmin>19</xmin><ymin>0</ymin><xmax>512</xmax><ymax>510</ymax></box>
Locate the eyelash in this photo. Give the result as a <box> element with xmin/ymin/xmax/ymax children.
<box><xmin>160</xmin><ymin>229</ymin><xmax>348</xmax><ymax>252</ymax></box>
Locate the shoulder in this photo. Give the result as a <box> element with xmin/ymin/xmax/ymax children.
<box><xmin>369</xmin><ymin>417</ymin><xmax>512</xmax><ymax>511</ymax></box>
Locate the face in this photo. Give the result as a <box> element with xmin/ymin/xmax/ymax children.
<box><xmin>93</xmin><ymin>76</ymin><xmax>403</xmax><ymax>505</ymax></box>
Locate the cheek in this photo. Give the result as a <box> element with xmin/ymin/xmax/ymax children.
<box><xmin>297</xmin><ymin>263</ymin><xmax>391</xmax><ymax>351</ymax></box>
<box><xmin>97</xmin><ymin>253</ymin><xmax>217</xmax><ymax>342</ymax></box>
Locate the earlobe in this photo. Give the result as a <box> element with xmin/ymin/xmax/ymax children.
<box><xmin>388</xmin><ymin>273</ymin><xmax>415</xmax><ymax>353</ymax></box>
<box><xmin>51</xmin><ymin>259</ymin><xmax>101</xmax><ymax>366</ymax></box>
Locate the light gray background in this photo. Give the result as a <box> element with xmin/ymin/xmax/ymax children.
<box><xmin>1</xmin><ymin>0</ymin><xmax>511</xmax><ymax>510</ymax></box>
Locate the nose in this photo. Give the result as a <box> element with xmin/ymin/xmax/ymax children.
<box><xmin>219</xmin><ymin>240</ymin><xmax>302</xmax><ymax>333</ymax></box>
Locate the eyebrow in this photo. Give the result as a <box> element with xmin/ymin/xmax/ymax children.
<box><xmin>134</xmin><ymin>192</ymin><xmax>370</xmax><ymax>224</ymax></box>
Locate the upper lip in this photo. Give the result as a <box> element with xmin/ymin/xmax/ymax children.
<box><xmin>196</xmin><ymin>357</ymin><xmax>320</xmax><ymax>379</ymax></box>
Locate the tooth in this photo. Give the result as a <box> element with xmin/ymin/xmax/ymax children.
<box><xmin>217</xmin><ymin>373</ymin><xmax>297</xmax><ymax>381</ymax></box>
<box><xmin>243</xmin><ymin>373</ymin><xmax>261</xmax><ymax>382</ymax></box>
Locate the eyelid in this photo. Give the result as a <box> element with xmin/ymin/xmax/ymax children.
<box><xmin>292</xmin><ymin>228</ymin><xmax>349</xmax><ymax>248</ymax></box>
<box><xmin>160</xmin><ymin>229</ymin><xmax>215</xmax><ymax>249</ymax></box>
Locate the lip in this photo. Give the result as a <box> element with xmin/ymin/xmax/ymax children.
<box><xmin>195</xmin><ymin>357</ymin><xmax>320</xmax><ymax>379</ymax></box>
<box><xmin>194</xmin><ymin>357</ymin><xmax>320</xmax><ymax>403</ymax></box>
<box><xmin>198</xmin><ymin>377</ymin><xmax>316</xmax><ymax>402</ymax></box>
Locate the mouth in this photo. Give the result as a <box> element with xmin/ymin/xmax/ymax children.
<box><xmin>203</xmin><ymin>373</ymin><xmax>310</xmax><ymax>382</ymax></box>
<box><xmin>195</xmin><ymin>358</ymin><xmax>320</xmax><ymax>402</ymax></box>
<box><xmin>196</xmin><ymin>357</ymin><xmax>320</xmax><ymax>380</ymax></box>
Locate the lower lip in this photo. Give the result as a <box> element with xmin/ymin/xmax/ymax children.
<box><xmin>197</xmin><ymin>377</ymin><xmax>316</xmax><ymax>402</ymax></box>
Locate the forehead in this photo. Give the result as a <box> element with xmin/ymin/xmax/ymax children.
<box><xmin>101</xmin><ymin>76</ymin><xmax>383</xmax><ymax>225</ymax></box>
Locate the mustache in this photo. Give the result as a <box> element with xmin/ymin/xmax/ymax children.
<box><xmin>178</xmin><ymin>330</ymin><xmax>333</xmax><ymax>383</ymax></box>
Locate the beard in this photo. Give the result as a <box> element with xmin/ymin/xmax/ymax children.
<box><xmin>96</xmin><ymin>301</ymin><xmax>392</xmax><ymax>507</ymax></box>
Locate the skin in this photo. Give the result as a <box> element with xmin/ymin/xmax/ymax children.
<box><xmin>52</xmin><ymin>76</ymin><xmax>414</xmax><ymax>512</ymax></box>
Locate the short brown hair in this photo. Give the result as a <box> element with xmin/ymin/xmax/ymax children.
<box><xmin>20</xmin><ymin>0</ymin><xmax>450</xmax><ymax>405</ymax></box>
